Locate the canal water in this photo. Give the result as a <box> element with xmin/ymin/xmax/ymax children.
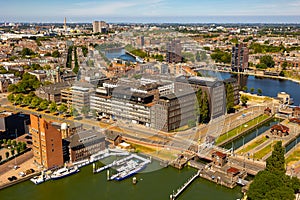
<box><xmin>0</xmin><ymin>160</ymin><xmax>242</xmax><ymax>200</ymax></box>
<box><xmin>222</xmin><ymin>118</ymin><xmax>281</xmax><ymax>150</ymax></box>
<box><xmin>199</xmin><ymin>70</ymin><xmax>300</xmax><ymax>105</ymax></box>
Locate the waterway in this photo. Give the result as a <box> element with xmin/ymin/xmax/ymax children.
<box><xmin>222</xmin><ymin>118</ymin><xmax>281</xmax><ymax>150</ymax></box>
<box><xmin>0</xmin><ymin>160</ymin><xmax>242</xmax><ymax>200</ymax></box>
<box><xmin>199</xmin><ymin>70</ymin><xmax>300</xmax><ymax>105</ymax></box>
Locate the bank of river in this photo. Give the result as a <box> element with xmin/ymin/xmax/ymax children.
<box><xmin>0</xmin><ymin>160</ymin><xmax>242</xmax><ymax>200</ymax></box>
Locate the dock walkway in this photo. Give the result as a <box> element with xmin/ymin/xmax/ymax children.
<box><xmin>170</xmin><ymin>170</ymin><xmax>200</xmax><ymax>200</ymax></box>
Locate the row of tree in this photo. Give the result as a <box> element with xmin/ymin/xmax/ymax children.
<box><xmin>195</xmin><ymin>88</ymin><xmax>210</xmax><ymax>123</ymax></box>
<box><xmin>242</xmin><ymin>86</ymin><xmax>263</xmax><ymax>95</ymax></box>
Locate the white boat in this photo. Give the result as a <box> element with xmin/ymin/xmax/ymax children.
<box><xmin>51</xmin><ymin>166</ymin><xmax>79</xmax><ymax>180</ymax></box>
<box><xmin>30</xmin><ymin>172</ymin><xmax>50</xmax><ymax>185</ymax></box>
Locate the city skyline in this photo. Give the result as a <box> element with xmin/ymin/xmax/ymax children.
<box><xmin>1</xmin><ymin>0</ymin><xmax>300</xmax><ymax>23</ymax></box>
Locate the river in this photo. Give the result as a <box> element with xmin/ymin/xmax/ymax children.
<box><xmin>199</xmin><ymin>70</ymin><xmax>300</xmax><ymax>105</ymax></box>
<box><xmin>0</xmin><ymin>160</ymin><xmax>242</xmax><ymax>200</ymax></box>
<box><xmin>104</xmin><ymin>48</ymin><xmax>136</xmax><ymax>62</ymax></box>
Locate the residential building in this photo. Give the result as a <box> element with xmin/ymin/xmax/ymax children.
<box><xmin>166</xmin><ymin>40</ymin><xmax>182</xmax><ymax>63</ymax></box>
<box><xmin>231</xmin><ymin>43</ymin><xmax>249</xmax><ymax>72</ymax></box>
<box><xmin>61</xmin><ymin>82</ymin><xmax>95</xmax><ymax>111</ymax></box>
<box><xmin>30</xmin><ymin>114</ymin><xmax>64</xmax><ymax>169</ymax></box>
<box><xmin>35</xmin><ymin>82</ymin><xmax>72</xmax><ymax>103</ymax></box>
<box><xmin>0</xmin><ymin>78</ymin><xmax>9</xmax><ymax>93</ymax></box>
<box><xmin>66</xmin><ymin>129</ymin><xmax>106</xmax><ymax>162</ymax></box>
<box><xmin>93</xmin><ymin>21</ymin><xmax>108</xmax><ymax>34</ymax></box>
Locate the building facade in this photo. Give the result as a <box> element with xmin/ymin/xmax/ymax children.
<box><xmin>166</xmin><ymin>40</ymin><xmax>182</xmax><ymax>63</ymax></box>
<box><xmin>231</xmin><ymin>43</ymin><xmax>249</xmax><ymax>72</ymax></box>
<box><xmin>30</xmin><ymin>114</ymin><xmax>64</xmax><ymax>169</ymax></box>
<box><xmin>93</xmin><ymin>21</ymin><xmax>108</xmax><ymax>33</ymax></box>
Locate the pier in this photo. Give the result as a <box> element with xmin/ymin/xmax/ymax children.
<box><xmin>170</xmin><ymin>170</ymin><xmax>200</xmax><ymax>200</ymax></box>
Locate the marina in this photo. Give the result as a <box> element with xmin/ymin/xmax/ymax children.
<box><xmin>94</xmin><ymin>153</ymin><xmax>151</xmax><ymax>181</ymax></box>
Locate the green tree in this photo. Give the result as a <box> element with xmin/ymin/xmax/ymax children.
<box><xmin>16</xmin><ymin>146</ymin><xmax>21</xmax><ymax>154</ymax></box>
<box><xmin>7</xmin><ymin>93</ymin><xmax>15</xmax><ymax>103</ymax></box>
<box><xmin>266</xmin><ymin>141</ymin><xmax>285</xmax><ymax>174</ymax></box>
<box><xmin>260</xmin><ymin>55</ymin><xmax>275</xmax><ymax>68</ymax></box>
<box><xmin>7</xmin><ymin>139</ymin><xmax>11</xmax><ymax>146</ymax></box>
<box><xmin>70</xmin><ymin>106</ymin><xmax>79</xmax><ymax>116</ymax></box>
<box><xmin>51</xmin><ymin>50</ymin><xmax>60</xmax><ymax>58</ymax></box>
<box><xmin>257</xmin><ymin>88</ymin><xmax>262</xmax><ymax>96</ymax></box>
<box><xmin>12</xmin><ymin>140</ymin><xmax>17</xmax><ymax>147</ymax></box>
<box><xmin>91</xmin><ymin>109</ymin><xmax>98</xmax><ymax>118</ymax></box>
<box><xmin>5</xmin><ymin>151</ymin><xmax>9</xmax><ymax>159</ymax></box>
<box><xmin>242</xmin><ymin>86</ymin><xmax>248</xmax><ymax>92</ymax></box>
<box><xmin>3</xmin><ymin>139</ymin><xmax>6</xmax><ymax>144</ymax></box>
<box><xmin>30</xmin><ymin>96</ymin><xmax>41</xmax><ymax>108</ymax></box>
<box><xmin>241</xmin><ymin>95</ymin><xmax>249</xmax><ymax>106</ymax></box>
<box><xmin>225</xmin><ymin>83</ymin><xmax>235</xmax><ymax>113</ymax></box>
<box><xmin>250</xmin><ymin>87</ymin><xmax>255</xmax><ymax>93</ymax></box>
<box><xmin>20</xmin><ymin>142</ymin><xmax>27</xmax><ymax>151</ymax></box>
<box><xmin>81</xmin><ymin>106</ymin><xmax>90</xmax><ymax>116</ymax></box>
<box><xmin>39</xmin><ymin>100</ymin><xmax>49</xmax><ymax>110</ymax></box>
<box><xmin>21</xmin><ymin>48</ymin><xmax>35</xmax><ymax>57</ymax></box>
<box><xmin>58</xmin><ymin>104</ymin><xmax>67</xmax><ymax>113</ymax></box>
<box><xmin>188</xmin><ymin>119</ymin><xmax>196</xmax><ymax>128</ymax></box>
<box><xmin>11</xmin><ymin>149</ymin><xmax>15</xmax><ymax>156</ymax></box>
<box><xmin>14</xmin><ymin>94</ymin><xmax>24</xmax><ymax>105</ymax></box>
<box><xmin>49</xmin><ymin>102</ymin><xmax>57</xmax><ymax>113</ymax></box>
<box><xmin>281</xmin><ymin>61</ymin><xmax>288</xmax><ymax>70</ymax></box>
<box><xmin>22</xmin><ymin>95</ymin><xmax>33</xmax><ymax>106</ymax></box>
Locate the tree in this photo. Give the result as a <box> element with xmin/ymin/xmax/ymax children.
<box><xmin>266</xmin><ymin>141</ymin><xmax>285</xmax><ymax>174</ymax></box>
<box><xmin>242</xmin><ymin>86</ymin><xmax>248</xmax><ymax>93</ymax></box>
<box><xmin>260</xmin><ymin>55</ymin><xmax>275</xmax><ymax>68</ymax></box>
<box><xmin>14</xmin><ymin>94</ymin><xmax>24</xmax><ymax>105</ymax></box>
<box><xmin>49</xmin><ymin>102</ymin><xmax>57</xmax><ymax>113</ymax></box>
<box><xmin>7</xmin><ymin>139</ymin><xmax>11</xmax><ymax>146</ymax></box>
<box><xmin>225</xmin><ymin>83</ymin><xmax>235</xmax><ymax>113</ymax></box>
<box><xmin>51</xmin><ymin>50</ymin><xmax>60</xmax><ymax>58</ymax></box>
<box><xmin>281</xmin><ymin>61</ymin><xmax>288</xmax><ymax>70</ymax></box>
<box><xmin>58</xmin><ymin>104</ymin><xmax>67</xmax><ymax>113</ymax></box>
<box><xmin>257</xmin><ymin>88</ymin><xmax>262</xmax><ymax>96</ymax></box>
<box><xmin>21</xmin><ymin>48</ymin><xmax>35</xmax><ymax>57</ymax></box>
<box><xmin>91</xmin><ymin>109</ymin><xmax>98</xmax><ymax>118</ymax></box>
<box><xmin>3</xmin><ymin>139</ymin><xmax>6</xmax><ymax>144</ymax></box>
<box><xmin>188</xmin><ymin>119</ymin><xmax>196</xmax><ymax>128</ymax></box>
<box><xmin>5</xmin><ymin>151</ymin><xmax>9</xmax><ymax>159</ymax></box>
<box><xmin>11</xmin><ymin>149</ymin><xmax>15</xmax><ymax>156</ymax></box>
<box><xmin>16</xmin><ymin>146</ymin><xmax>21</xmax><ymax>154</ymax></box>
<box><xmin>81</xmin><ymin>106</ymin><xmax>90</xmax><ymax>116</ymax></box>
<box><xmin>20</xmin><ymin>142</ymin><xmax>27</xmax><ymax>151</ymax></box>
<box><xmin>247</xmin><ymin>141</ymin><xmax>300</xmax><ymax>200</ymax></box>
<box><xmin>30</xmin><ymin>96</ymin><xmax>41</xmax><ymax>108</ymax></box>
<box><xmin>22</xmin><ymin>95</ymin><xmax>33</xmax><ymax>106</ymax></box>
<box><xmin>250</xmin><ymin>87</ymin><xmax>255</xmax><ymax>93</ymax></box>
<box><xmin>241</xmin><ymin>95</ymin><xmax>249</xmax><ymax>106</ymax></box>
<box><xmin>201</xmin><ymin>92</ymin><xmax>210</xmax><ymax>123</ymax></box>
<box><xmin>12</xmin><ymin>140</ymin><xmax>17</xmax><ymax>147</ymax></box>
<box><xmin>39</xmin><ymin>100</ymin><xmax>49</xmax><ymax>110</ymax></box>
<box><xmin>70</xmin><ymin>106</ymin><xmax>79</xmax><ymax>117</ymax></box>
<box><xmin>7</xmin><ymin>93</ymin><xmax>15</xmax><ymax>103</ymax></box>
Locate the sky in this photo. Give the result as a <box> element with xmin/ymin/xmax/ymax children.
<box><xmin>1</xmin><ymin>0</ymin><xmax>300</xmax><ymax>23</ymax></box>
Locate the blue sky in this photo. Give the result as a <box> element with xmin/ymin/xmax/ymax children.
<box><xmin>1</xmin><ymin>0</ymin><xmax>300</xmax><ymax>22</ymax></box>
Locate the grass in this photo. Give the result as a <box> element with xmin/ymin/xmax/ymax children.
<box><xmin>215</xmin><ymin>114</ymin><xmax>270</xmax><ymax>145</ymax></box>
<box><xmin>286</xmin><ymin>149</ymin><xmax>300</xmax><ymax>166</ymax></box>
<box><xmin>238</xmin><ymin>136</ymin><xmax>269</xmax><ymax>154</ymax></box>
<box><xmin>252</xmin><ymin>141</ymin><xmax>278</xmax><ymax>160</ymax></box>
<box><xmin>130</xmin><ymin>143</ymin><xmax>178</xmax><ymax>161</ymax></box>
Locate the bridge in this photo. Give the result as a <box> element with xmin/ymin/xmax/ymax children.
<box><xmin>169</xmin><ymin>170</ymin><xmax>200</xmax><ymax>200</ymax></box>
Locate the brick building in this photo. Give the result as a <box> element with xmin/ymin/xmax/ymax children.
<box><xmin>30</xmin><ymin>114</ymin><xmax>64</xmax><ymax>169</ymax></box>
